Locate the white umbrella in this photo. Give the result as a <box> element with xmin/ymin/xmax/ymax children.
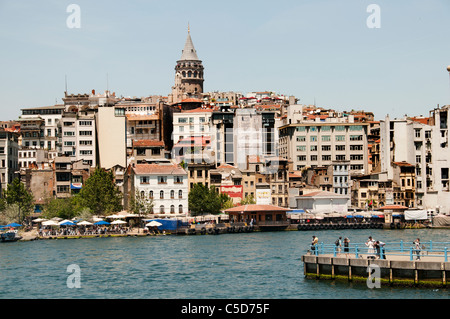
<box><xmin>106</xmin><ymin>214</ymin><xmax>125</xmax><ymax>219</ymax></box>
<box><xmin>32</xmin><ymin>218</ymin><xmax>48</xmax><ymax>223</ymax></box>
<box><xmin>77</xmin><ymin>221</ymin><xmax>93</xmax><ymax>226</ymax></box>
<box><xmin>145</xmin><ymin>221</ymin><xmax>162</xmax><ymax>227</ymax></box>
<box><xmin>110</xmin><ymin>220</ymin><xmax>127</xmax><ymax>225</ymax></box>
<box><xmin>42</xmin><ymin>220</ymin><xmax>59</xmax><ymax>226</ymax></box>
<box><xmin>51</xmin><ymin>217</ymin><xmax>63</xmax><ymax>221</ymax></box>
<box><xmin>92</xmin><ymin>217</ymin><xmax>103</xmax><ymax>222</ymax></box>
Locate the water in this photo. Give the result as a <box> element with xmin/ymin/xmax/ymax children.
<box><xmin>0</xmin><ymin>228</ymin><xmax>449</xmax><ymax>299</ymax></box>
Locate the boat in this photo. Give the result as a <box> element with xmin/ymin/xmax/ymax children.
<box><xmin>1</xmin><ymin>230</ymin><xmax>22</xmax><ymax>242</ymax></box>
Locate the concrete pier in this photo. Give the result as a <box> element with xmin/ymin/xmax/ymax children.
<box><xmin>302</xmin><ymin>254</ymin><xmax>450</xmax><ymax>287</ymax></box>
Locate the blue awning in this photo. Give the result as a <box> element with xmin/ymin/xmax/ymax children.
<box><xmin>290</xmin><ymin>209</ymin><xmax>305</xmax><ymax>213</ymax></box>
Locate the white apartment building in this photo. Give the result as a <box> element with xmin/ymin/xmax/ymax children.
<box><xmin>18</xmin><ymin>104</ymin><xmax>64</xmax><ymax>168</ymax></box>
<box><xmin>60</xmin><ymin>110</ymin><xmax>97</xmax><ymax>167</ymax></box>
<box><xmin>0</xmin><ymin>129</ymin><xmax>19</xmax><ymax>191</ymax></box>
<box><xmin>278</xmin><ymin>121</ymin><xmax>369</xmax><ymax>175</ymax></box>
<box><xmin>380</xmin><ymin>105</ymin><xmax>450</xmax><ymax>213</ymax></box>
<box><xmin>132</xmin><ymin>161</ymin><xmax>188</xmax><ymax>216</ymax></box>
<box><xmin>172</xmin><ymin>107</ymin><xmax>212</xmax><ymax>145</ymax></box>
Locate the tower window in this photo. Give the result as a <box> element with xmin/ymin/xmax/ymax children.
<box><xmin>188</xmin><ymin>71</ymin><xmax>192</xmax><ymax>77</ymax></box>
<box><xmin>182</xmin><ymin>71</ymin><xmax>186</xmax><ymax>77</ymax></box>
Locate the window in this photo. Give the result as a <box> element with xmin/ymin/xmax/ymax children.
<box><xmin>297</xmin><ymin>155</ymin><xmax>306</xmax><ymax>161</ymax></box>
<box><xmin>350</xmin><ymin>135</ymin><xmax>363</xmax><ymax>141</ymax></box>
<box><xmin>350</xmin><ymin>145</ymin><xmax>363</xmax><ymax>151</ymax></box>
<box><xmin>296</xmin><ymin>145</ymin><xmax>306</xmax><ymax>151</ymax></box>
<box><xmin>178</xmin><ymin>118</ymin><xmax>187</xmax><ymax>123</ymax></box>
<box><xmin>170</xmin><ymin>205</ymin><xmax>175</xmax><ymax>214</ymax></box>
<box><xmin>349</xmin><ymin>125</ymin><xmax>363</xmax><ymax>131</ymax></box>
<box><xmin>335</xmin><ymin>135</ymin><xmax>345</xmax><ymax>141</ymax></box>
<box><xmin>158</xmin><ymin>176</ymin><xmax>167</xmax><ymax>184</ymax></box>
<box><xmin>322</xmin><ymin>135</ymin><xmax>331</xmax><ymax>142</ymax></box>
<box><xmin>79</xmin><ymin>121</ymin><xmax>92</xmax><ymax>126</ymax></box>
<box><xmin>296</xmin><ymin>136</ymin><xmax>306</xmax><ymax>142</ymax></box>
<box><xmin>310</xmin><ymin>145</ymin><xmax>317</xmax><ymax>151</ymax></box>
<box><xmin>310</xmin><ymin>155</ymin><xmax>318</xmax><ymax>161</ymax></box>
<box><xmin>322</xmin><ymin>145</ymin><xmax>331</xmax><ymax>151</ymax></box>
<box><xmin>322</xmin><ymin>155</ymin><xmax>331</xmax><ymax>161</ymax></box>
<box><xmin>179</xmin><ymin>205</ymin><xmax>183</xmax><ymax>214</ymax></box>
<box><xmin>140</xmin><ymin>176</ymin><xmax>149</xmax><ymax>184</ymax></box>
<box><xmin>79</xmin><ymin>131</ymin><xmax>93</xmax><ymax>136</ymax></box>
<box><xmin>310</xmin><ymin>136</ymin><xmax>317</xmax><ymax>142</ymax></box>
<box><xmin>80</xmin><ymin>150</ymin><xmax>92</xmax><ymax>155</ymax></box>
<box><xmin>425</xmin><ymin>131</ymin><xmax>432</xmax><ymax>139</ymax></box>
<box><xmin>336</xmin><ymin>155</ymin><xmax>346</xmax><ymax>160</ymax></box>
<box><xmin>335</xmin><ymin>125</ymin><xmax>346</xmax><ymax>131</ymax></box>
<box><xmin>416</xmin><ymin>155</ymin><xmax>421</xmax><ymax>163</ymax></box>
<box><xmin>160</xmin><ymin>205</ymin><xmax>165</xmax><ymax>213</ymax></box>
<box><xmin>350</xmin><ymin>154</ymin><xmax>364</xmax><ymax>160</ymax></box>
<box><xmin>149</xmin><ymin>190</ymin><xmax>153</xmax><ymax>199</ymax></box>
<box><xmin>170</xmin><ymin>190</ymin><xmax>175</xmax><ymax>199</ymax></box>
<box><xmin>415</xmin><ymin>129</ymin><xmax>421</xmax><ymax>138</ymax></box>
<box><xmin>336</xmin><ymin>145</ymin><xmax>345</xmax><ymax>151</ymax></box>
<box><xmin>174</xmin><ymin>176</ymin><xmax>183</xmax><ymax>184</ymax></box>
<box><xmin>178</xmin><ymin>190</ymin><xmax>183</xmax><ymax>199</ymax></box>
<box><xmin>160</xmin><ymin>190</ymin><xmax>164</xmax><ymax>199</ymax></box>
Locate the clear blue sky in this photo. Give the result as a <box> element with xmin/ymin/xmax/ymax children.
<box><xmin>1</xmin><ymin>0</ymin><xmax>450</xmax><ymax>121</ymax></box>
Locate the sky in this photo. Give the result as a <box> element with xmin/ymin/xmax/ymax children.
<box><xmin>1</xmin><ymin>0</ymin><xmax>450</xmax><ymax>121</ymax></box>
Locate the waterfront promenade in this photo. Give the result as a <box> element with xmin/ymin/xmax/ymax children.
<box><xmin>302</xmin><ymin>240</ymin><xmax>450</xmax><ymax>287</ymax></box>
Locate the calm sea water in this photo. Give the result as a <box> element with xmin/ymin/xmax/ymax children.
<box><xmin>0</xmin><ymin>228</ymin><xmax>449</xmax><ymax>299</ymax></box>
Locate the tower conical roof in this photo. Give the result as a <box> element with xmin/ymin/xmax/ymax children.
<box><xmin>180</xmin><ymin>29</ymin><xmax>200</xmax><ymax>61</ymax></box>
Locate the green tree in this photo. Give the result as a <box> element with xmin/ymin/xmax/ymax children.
<box><xmin>77</xmin><ymin>167</ymin><xmax>123</xmax><ymax>216</ymax></box>
<box><xmin>219</xmin><ymin>193</ymin><xmax>234</xmax><ymax>210</ymax></box>
<box><xmin>43</xmin><ymin>197</ymin><xmax>77</xmax><ymax>220</ymax></box>
<box><xmin>2</xmin><ymin>178</ymin><xmax>34</xmax><ymax>223</ymax></box>
<box><xmin>240</xmin><ymin>194</ymin><xmax>256</xmax><ymax>205</ymax></box>
<box><xmin>129</xmin><ymin>190</ymin><xmax>154</xmax><ymax>216</ymax></box>
<box><xmin>188</xmin><ymin>184</ymin><xmax>222</xmax><ymax>216</ymax></box>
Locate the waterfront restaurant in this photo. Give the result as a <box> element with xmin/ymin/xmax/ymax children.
<box><xmin>224</xmin><ymin>204</ymin><xmax>291</xmax><ymax>231</ymax></box>
<box><xmin>378</xmin><ymin>204</ymin><xmax>408</xmax><ymax>224</ymax></box>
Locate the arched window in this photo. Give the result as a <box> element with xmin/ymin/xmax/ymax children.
<box><xmin>140</xmin><ymin>191</ymin><xmax>145</xmax><ymax>198</ymax></box>
<box><xmin>193</xmin><ymin>71</ymin><xmax>197</xmax><ymax>78</ymax></box>
<box><xmin>170</xmin><ymin>205</ymin><xmax>175</xmax><ymax>214</ymax></box>
<box><xmin>149</xmin><ymin>190</ymin><xmax>153</xmax><ymax>199</ymax></box>
<box><xmin>170</xmin><ymin>190</ymin><xmax>175</xmax><ymax>199</ymax></box>
<box><xmin>160</xmin><ymin>205</ymin><xmax>165</xmax><ymax>213</ymax></box>
<box><xmin>182</xmin><ymin>71</ymin><xmax>186</xmax><ymax>77</ymax></box>
<box><xmin>188</xmin><ymin>71</ymin><xmax>192</xmax><ymax>78</ymax></box>
<box><xmin>178</xmin><ymin>190</ymin><xmax>183</xmax><ymax>199</ymax></box>
<box><xmin>160</xmin><ymin>190</ymin><xmax>164</xmax><ymax>199</ymax></box>
<box><xmin>179</xmin><ymin>205</ymin><xmax>183</xmax><ymax>214</ymax></box>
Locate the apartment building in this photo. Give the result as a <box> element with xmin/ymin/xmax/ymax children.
<box><xmin>0</xmin><ymin>128</ymin><xmax>19</xmax><ymax>191</ymax></box>
<box><xmin>278</xmin><ymin>121</ymin><xmax>369</xmax><ymax>176</ymax></box>
<box><xmin>380</xmin><ymin>105</ymin><xmax>450</xmax><ymax>213</ymax></box>
<box><xmin>211</xmin><ymin>106</ymin><xmax>276</xmax><ymax>169</ymax></box>
<box><xmin>60</xmin><ymin>109</ymin><xmax>97</xmax><ymax>167</ymax></box>
<box><xmin>131</xmin><ymin>161</ymin><xmax>188</xmax><ymax>216</ymax></box>
<box><xmin>172</xmin><ymin>107</ymin><xmax>212</xmax><ymax>145</ymax></box>
<box><xmin>96</xmin><ymin>106</ymin><xmax>127</xmax><ymax>170</ymax></box>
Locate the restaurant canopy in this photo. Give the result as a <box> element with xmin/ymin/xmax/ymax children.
<box><xmin>404</xmin><ymin>210</ymin><xmax>428</xmax><ymax>220</ymax></box>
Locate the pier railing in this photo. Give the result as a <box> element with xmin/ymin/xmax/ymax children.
<box><xmin>309</xmin><ymin>240</ymin><xmax>449</xmax><ymax>262</ymax></box>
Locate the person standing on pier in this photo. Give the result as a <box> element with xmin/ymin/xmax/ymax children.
<box><xmin>413</xmin><ymin>238</ymin><xmax>421</xmax><ymax>260</ymax></box>
<box><xmin>335</xmin><ymin>237</ymin><xmax>342</xmax><ymax>256</ymax></box>
<box><xmin>343</xmin><ymin>237</ymin><xmax>350</xmax><ymax>258</ymax></box>
<box><xmin>375</xmin><ymin>240</ymin><xmax>385</xmax><ymax>259</ymax></box>
<box><xmin>310</xmin><ymin>236</ymin><xmax>319</xmax><ymax>254</ymax></box>
<box><xmin>365</xmin><ymin>236</ymin><xmax>376</xmax><ymax>259</ymax></box>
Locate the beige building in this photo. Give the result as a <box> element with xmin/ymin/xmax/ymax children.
<box><xmin>96</xmin><ymin>106</ymin><xmax>126</xmax><ymax>169</ymax></box>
